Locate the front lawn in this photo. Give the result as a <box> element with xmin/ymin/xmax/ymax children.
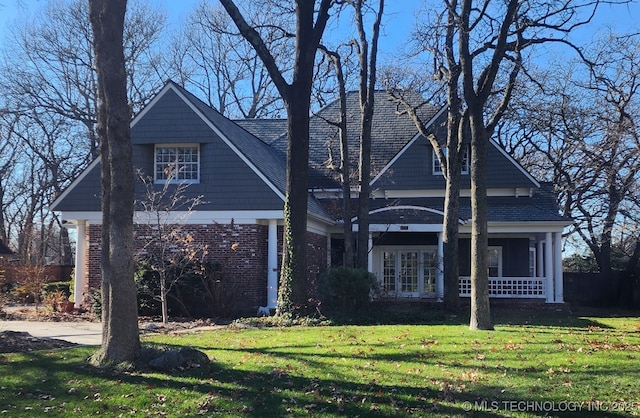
<box><xmin>1</xmin><ymin>309</ymin><xmax>639</xmax><ymax>417</ymax></box>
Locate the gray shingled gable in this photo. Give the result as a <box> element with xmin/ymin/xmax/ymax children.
<box><xmin>375</xmin><ymin>133</ymin><xmax>538</xmax><ymax>190</ymax></box>
<box><xmin>50</xmin><ymin>160</ymin><xmax>101</xmax><ymax>212</ymax></box>
<box><xmin>168</xmin><ymin>82</ymin><xmax>330</xmax><ymax>220</ymax></box>
<box><xmin>52</xmin><ymin>81</ymin><xmax>332</xmax><ymax>220</ymax></box>
<box><xmin>266</xmin><ymin>90</ymin><xmax>440</xmax><ymax>190</ymax></box>
<box><xmin>166</xmin><ymin>82</ymin><xmax>288</xmax><ymax>194</ymax></box>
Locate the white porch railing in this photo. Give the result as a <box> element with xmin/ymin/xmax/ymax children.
<box><xmin>459</xmin><ymin>276</ymin><xmax>547</xmax><ymax>299</ymax></box>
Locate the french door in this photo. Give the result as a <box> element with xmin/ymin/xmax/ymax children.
<box><xmin>380</xmin><ymin>248</ymin><xmax>438</xmax><ymax>297</ymax></box>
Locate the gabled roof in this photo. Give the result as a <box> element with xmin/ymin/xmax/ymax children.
<box><xmin>166</xmin><ymin>83</ymin><xmax>329</xmax><ymax>220</ymax></box>
<box><xmin>138</xmin><ymin>81</ymin><xmax>289</xmax><ymax>199</ymax></box>
<box><xmin>265</xmin><ymin>90</ymin><xmax>441</xmax><ymax>190</ymax></box>
<box><xmin>52</xmin><ymin>80</ymin><xmax>562</xmax><ymax>226</ymax></box>
<box><xmin>51</xmin><ymin>81</ymin><xmax>332</xmax><ymax>222</ymax></box>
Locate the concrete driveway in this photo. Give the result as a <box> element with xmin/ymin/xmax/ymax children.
<box><xmin>0</xmin><ymin>320</ymin><xmax>102</xmax><ymax>345</ymax></box>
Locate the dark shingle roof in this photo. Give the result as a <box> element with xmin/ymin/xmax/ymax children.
<box><xmin>267</xmin><ymin>90</ymin><xmax>440</xmax><ymax>190</ymax></box>
<box><xmin>235</xmin><ymin>119</ymin><xmax>287</xmax><ymax>146</ymax></box>
<box><xmin>347</xmin><ymin>184</ymin><xmax>567</xmax><ymax>224</ymax></box>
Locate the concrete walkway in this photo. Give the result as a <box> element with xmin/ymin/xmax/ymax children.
<box><xmin>0</xmin><ymin>320</ymin><xmax>102</xmax><ymax>345</ymax></box>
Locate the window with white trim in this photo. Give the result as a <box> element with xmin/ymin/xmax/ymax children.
<box><xmin>378</xmin><ymin>247</ymin><xmax>438</xmax><ymax>296</ymax></box>
<box><xmin>155</xmin><ymin>145</ymin><xmax>200</xmax><ymax>183</ymax></box>
<box><xmin>529</xmin><ymin>247</ymin><xmax>536</xmax><ymax>277</ymax></box>
<box><xmin>433</xmin><ymin>146</ymin><xmax>470</xmax><ymax>175</ymax></box>
<box><xmin>488</xmin><ymin>246</ymin><xmax>502</xmax><ymax>277</ymax></box>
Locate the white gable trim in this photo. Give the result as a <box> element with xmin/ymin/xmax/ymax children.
<box><xmin>53</xmin><ymin>82</ymin><xmax>174</xmax><ymax>212</ymax></box>
<box><xmin>168</xmin><ymin>84</ymin><xmax>286</xmax><ymax>202</ymax></box>
<box><xmin>50</xmin><ymin>157</ymin><xmax>101</xmax><ymax>211</ymax></box>
<box><xmin>370</xmin><ymin>205</ymin><xmax>446</xmax><ymax>217</ymax></box>
<box><xmin>371</xmin><ymin>104</ymin><xmax>447</xmax><ymax>186</ymax></box>
<box><xmin>130</xmin><ymin>83</ymin><xmax>174</xmax><ymax>128</ymax></box>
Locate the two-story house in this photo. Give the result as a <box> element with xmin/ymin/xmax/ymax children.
<box><xmin>51</xmin><ymin>81</ymin><xmax>569</xmax><ymax>314</ymax></box>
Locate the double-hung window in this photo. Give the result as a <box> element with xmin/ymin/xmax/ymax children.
<box><xmin>155</xmin><ymin>144</ymin><xmax>200</xmax><ymax>183</ymax></box>
<box><xmin>432</xmin><ymin>146</ymin><xmax>470</xmax><ymax>175</ymax></box>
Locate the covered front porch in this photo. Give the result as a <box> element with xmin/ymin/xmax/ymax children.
<box><xmin>360</xmin><ymin>206</ymin><xmax>566</xmax><ymax>303</ymax></box>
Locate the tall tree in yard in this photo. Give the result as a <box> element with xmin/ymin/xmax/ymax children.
<box><xmin>414</xmin><ymin>0</ymin><xmax>620</xmax><ymax>329</ymax></box>
<box><xmin>353</xmin><ymin>0</ymin><xmax>384</xmax><ymax>271</ymax></box>
<box><xmin>89</xmin><ymin>0</ymin><xmax>140</xmax><ymax>364</ymax></box>
<box><xmin>317</xmin><ymin>46</ymin><xmax>355</xmax><ymax>267</ymax></box>
<box><xmin>316</xmin><ymin>0</ymin><xmax>384</xmax><ymax>269</ymax></box>
<box><xmin>502</xmin><ymin>32</ymin><xmax>640</xmax><ymax>281</ymax></box>
<box><xmin>219</xmin><ymin>0</ymin><xmax>333</xmax><ymax>315</ymax></box>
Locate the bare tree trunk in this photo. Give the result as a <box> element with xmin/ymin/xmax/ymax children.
<box><xmin>469</xmin><ymin>113</ymin><xmax>493</xmax><ymax>330</ymax></box>
<box><xmin>279</xmin><ymin>90</ymin><xmax>311</xmax><ymax>312</ymax></box>
<box><xmin>219</xmin><ymin>0</ymin><xmax>333</xmax><ymax>316</ymax></box>
<box><xmin>442</xmin><ymin>168</ymin><xmax>461</xmax><ymax>310</ymax></box>
<box><xmin>355</xmin><ymin>0</ymin><xmax>383</xmax><ymax>271</ymax></box>
<box><xmin>356</xmin><ymin>127</ymin><xmax>371</xmax><ymax>270</ymax></box>
<box><xmin>320</xmin><ymin>46</ymin><xmax>354</xmax><ymax>267</ymax></box>
<box><xmin>89</xmin><ymin>0</ymin><xmax>140</xmax><ymax>365</ymax></box>
<box><xmin>338</xmin><ymin>81</ymin><xmax>354</xmax><ymax>268</ymax></box>
<box><xmin>0</xmin><ymin>184</ymin><xmax>7</xmax><ymax>244</ymax></box>
<box><xmin>160</xmin><ymin>274</ymin><xmax>169</xmax><ymax>325</ymax></box>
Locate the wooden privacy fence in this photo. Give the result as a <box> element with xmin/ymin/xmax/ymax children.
<box><xmin>563</xmin><ymin>271</ymin><xmax>639</xmax><ymax>309</ymax></box>
<box><xmin>1</xmin><ymin>264</ymin><xmax>74</xmax><ymax>284</ymax></box>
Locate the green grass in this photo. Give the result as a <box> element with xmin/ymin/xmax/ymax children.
<box><xmin>1</xmin><ymin>309</ymin><xmax>640</xmax><ymax>417</ymax></box>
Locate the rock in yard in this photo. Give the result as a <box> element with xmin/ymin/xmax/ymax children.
<box><xmin>148</xmin><ymin>347</ymin><xmax>210</xmax><ymax>371</ymax></box>
<box><xmin>179</xmin><ymin>347</ymin><xmax>210</xmax><ymax>368</ymax></box>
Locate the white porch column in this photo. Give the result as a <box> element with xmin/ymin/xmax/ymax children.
<box><xmin>266</xmin><ymin>219</ymin><xmax>278</xmax><ymax>310</ymax></box>
<box><xmin>537</xmin><ymin>240</ymin><xmax>544</xmax><ymax>278</ymax></box>
<box><xmin>436</xmin><ymin>232</ymin><xmax>444</xmax><ymax>301</ymax></box>
<box><xmin>326</xmin><ymin>234</ymin><xmax>332</xmax><ymax>269</ymax></box>
<box><xmin>554</xmin><ymin>232</ymin><xmax>564</xmax><ymax>303</ymax></box>
<box><xmin>367</xmin><ymin>233</ymin><xmax>373</xmax><ymax>272</ymax></box>
<box><xmin>74</xmin><ymin>220</ymin><xmax>88</xmax><ymax>307</ymax></box>
<box><xmin>545</xmin><ymin>232</ymin><xmax>554</xmax><ymax>303</ymax></box>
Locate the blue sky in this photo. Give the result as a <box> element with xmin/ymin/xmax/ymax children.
<box><xmin>0</xmin><ymin>0</ymin><xmax>414</xmax><ymax>59</ymax></box>
<box><xmin>0</xmin><ymin>0</ymin><xmax>638</xmax><ymax>61</ymax></box>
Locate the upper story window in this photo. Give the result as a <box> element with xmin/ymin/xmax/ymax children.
<box><xmin>155</xmin><ymin>144</ymin><xmax>200</xmax><ymax>183</ymax></box>
<box><xmin>433</xmin><ymin>146</ymin><xmax>470</xmax><ymax>175</ymax></box>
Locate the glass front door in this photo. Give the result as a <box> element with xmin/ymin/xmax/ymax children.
<box><xmin>400</xmin><ymin>251</ymin><xmax>419</xmax><ymax>296</ymax></box>
<box><xmin>422</xmin><ymin>249</ymin><xmax>437</xmax><ymax>294</ymax></box>
<box><xmin>379</xmin><ymin>247</ymin><xmax>438</xmax><ymax>297</ymax></box>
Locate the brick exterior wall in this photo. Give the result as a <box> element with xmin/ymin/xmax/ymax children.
<box><xmin>84</xmin><ymin>222</ymin><xmax>328</xmax><ymax>316</ymax></box>
<box><xmin>306</xmin><ymin>231</ymin><xmax>328</xmax><ymax>300</ymax></box>
<box><xmin>87</xmin><ymin>224</ymin><xmax>102</xmax><ymax>294</ymax></box>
